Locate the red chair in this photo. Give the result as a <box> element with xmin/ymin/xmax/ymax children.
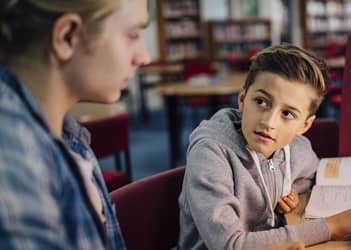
<box><xmin>304</xmin><ymin>118</ymin><xmax>339</xmax><ymax>158</ymax></box>
<box><xmin>110</xmin><ymin>166</ymin><xmax>185</xmax><ymax>250</ymax></box>
<box><xmin>339</xmin><ymin>35</ymin><xmax>351</xmax><ymax>156</ymax></box>
<box><xmin>81</xmin><ymin>112</ymin><xmax>132</xmax><ymax>191</ymax></box>
<box><xmin>182</xmin><ymin>59</ymin><xmax>232</xmax><ymax>120</ymax></box>
<box><xmin>183</xmin><ymin>58</ymin><xmax>217</xmax><ymax>106</ymax></box>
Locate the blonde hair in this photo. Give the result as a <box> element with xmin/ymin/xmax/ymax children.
<box><xmin>244</xmin><ymin>44</ymin><xmax>329</xmax><ymax>115</ymax></box>
<box><xmin>0</xmin><ymin>0</ymin><xmax>121</xmax><ymax>62</ymax></box>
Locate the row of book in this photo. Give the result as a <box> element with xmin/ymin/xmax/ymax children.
<box><xmin>165</xmin><ymin>20</ymin><xmax>199</xmax><ymax>38</ymax></box>
<box><xmin>214</xmin><ymin>24</ymin><xmax>269</xmax><ymax>42</ymax></box>
<box><xmin>307</xmin><ymin>0</ymin><xmax>351</xmax><ymax>16</ymax></box>
<box><xmin>163</xmin><ymin>0</ymin><xmax>198</xmax><ymax>17</ymax></box>
<box><xmin>308</xmin><ymin>16</ymin><xmax>351</xmax><ymax>32</ymax></box>
<box><xmin>167</xmin><ymin>42</ymin><xmax>200</xmax><ymax>61</ymax></box>
<box><xmin>309</xmin><ymin>33</ymin><xmax>348</xmax><ymax>46</ymax></box>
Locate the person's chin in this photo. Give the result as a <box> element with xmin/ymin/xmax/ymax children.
<box><xmin>109</xmin><ymin>92</ymin><xmax>122</xmax><ymax>103</ymax></box>
<box><xmin>249</xmin><ymin>142</ymin><xmax>273</xmax><ymax>158</ymax></box>
<box><xmin>98</xmin><ymin>92</ymin><xmax>122</xmax><ymax>103</ymax></box>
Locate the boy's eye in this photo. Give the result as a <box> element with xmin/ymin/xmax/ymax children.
<box><xmin>282</xmin><ymin>110</ymin><xmax>295</xmax><ymax>119</ymax></box>
<box><xmin>255</xmin><ymin>98</ymin><xmax>267</xmax><ymax>107</ymax></box>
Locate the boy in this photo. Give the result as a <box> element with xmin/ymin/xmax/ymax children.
<box><xmin>0</xmin><ymin>0</ymin><xmax>149</xmax><ymax>249</ymax></box>
<box><xmin>178</xmin><ymin>44</ymin><xmax>351</xmax><ymax>249</ymax></box>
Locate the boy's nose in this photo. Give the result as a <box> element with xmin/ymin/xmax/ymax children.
<box><xmin>260</xmin><ymin>110</ymin><xmax>279</xmax><ymax>130</ymax></box>
<box><xmin>134</xmin><ymin>39</ymin><xmax>151</xmax><ymax>66</ymax></box>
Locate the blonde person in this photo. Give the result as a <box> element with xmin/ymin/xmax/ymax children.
<box><xmin>178</xmin><ymin>44</ymin><xmax>351</xmax><ymax>249</ymax></box>
<box><xmin>0</xmin><ymin>0</ymin><xmax>149</xmax><ymax>249</ymax></box>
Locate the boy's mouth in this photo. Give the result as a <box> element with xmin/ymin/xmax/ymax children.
<box><xmin>254</xmin><ymin>131</ymin><xmax>275</xmax><ymax>141</ymax></box>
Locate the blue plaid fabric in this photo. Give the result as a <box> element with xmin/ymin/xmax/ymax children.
<box><xmin>0</xmin><ymin>67</ymin><xmax>126</xmax><ymax>250</ymax></box>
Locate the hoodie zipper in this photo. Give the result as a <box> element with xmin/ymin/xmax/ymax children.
<box><xmin>267</xmin><ymin>159</ymin><xmax>276</xmax><ymax>225</ymax></box>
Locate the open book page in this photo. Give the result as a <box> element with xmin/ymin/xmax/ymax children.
<box><xmin>305</xmin><ymin>157</ymin><xmax>351</xmax><ymax>218</ymax></box>
<box><xmin>305</xmin><ymin>186</ymin><xmax>351</xmax><ymax>218</ymax></box>
<box><xmin>316</xmin><ymin>157</ymin><xmax>351</xmax><ymax>186</ymax></box>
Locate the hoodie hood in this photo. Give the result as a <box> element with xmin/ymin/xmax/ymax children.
<box><xmin>188</xmin><ymin>108</ymin><xmax>251</xmax><ymax>162</ymax></box>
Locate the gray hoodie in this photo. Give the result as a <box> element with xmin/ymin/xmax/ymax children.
<box><xmin>178</xmin><ymin>108</ymin><xmax>330</xmax><ymax>250</ymax></box>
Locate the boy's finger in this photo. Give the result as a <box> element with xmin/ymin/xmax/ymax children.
<box><xmin>283</xmin><ymin>197</ymin><xmax>297</xmax><ymax>208</ymax></box>
<box><xmin>278</xmin><ymin>199</ymin><xmax>291</xmax><ymax>213</ymax></box>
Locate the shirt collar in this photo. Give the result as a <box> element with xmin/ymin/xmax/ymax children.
<box><xmin>0</xmin><ymin>66</ymin><xmax>90</xmax><ymax>149</ymax></box>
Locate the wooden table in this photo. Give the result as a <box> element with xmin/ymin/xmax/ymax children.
<box><xmin>138</xmin><ymin>64</ymin><xmax>183</xmax><ymax>123</ymax></box>
<box><xmin>285</xmin><ymin>193</ymin><xmax>351</xmax><ymax>249</ymax></box>
<box><xmin>69</xmin><ymin>101</ymin><xmax>127</xmax><ymax>122</ymax></box>
<box><xmin>157</xmin><ymin>72</ymin><xmax>247</xmax><ymax>168</ymax></box>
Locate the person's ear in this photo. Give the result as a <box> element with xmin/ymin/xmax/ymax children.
<box><xmin>51</xmin><ymin>13</ymin><xmax>83</xmax><ymax>61</ymax></box>
<box><xmin>297</xmin><ymin>114</ymin><xmax>316</xmax><ymax>135</ymax></box>
<box><xmin>238</xmin><ymin>88</ymin><xmax>246</xmax><ymax>112</ymax></box>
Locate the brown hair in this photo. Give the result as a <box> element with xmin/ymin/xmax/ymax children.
<box><xmin>244</xmin><ymin>44</ymin><xmax>329</xmax><ymax>115</ymax></box>
<box><xmin>0</xmin><ymin>0</ymin><xmax>121</xmax><ymax>62</ymax></box>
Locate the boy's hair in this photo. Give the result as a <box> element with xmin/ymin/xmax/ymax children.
<box><xmin>244</xmin><ymin>44</ymin><xmax>329</xmax><ymax>115</ymax></box>
<box><xmin>0</xmin><ymin>0</ymin><xmax>121</xmax><ymax>63</ymax></box>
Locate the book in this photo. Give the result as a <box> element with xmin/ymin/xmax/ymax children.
<box><xmin>304</xmin><ymin>157</ymin><xmax>351</xmax><ymax>219</ymax></box>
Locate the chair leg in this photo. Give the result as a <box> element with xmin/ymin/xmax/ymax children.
<box><xmin>125</xmin><ymin>148</ymin><xmax>132</xmax><ymax>182</ymax></box>
<box><xmin>115</xmin><ymin>154</ymin><xmax>122</xmax><ymax>171</ymax></box>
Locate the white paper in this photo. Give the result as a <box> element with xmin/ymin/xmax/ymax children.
<box><xmin>305</xmin><ymin>186</ymin><xmax>351</xmax><ymax>218</ymax></box>
<box><xmin>305</xmin><ymin>157</ymin><xmax>351</xmax><ymax>218</ymax></box>
<box><xmin>316</xmin><ymin>157</ymin><xmax>351</xmax><ymax>186</ymax></box>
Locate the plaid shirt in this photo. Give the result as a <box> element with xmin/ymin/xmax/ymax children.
<box><xmin>0</xmin><ymin>67</ymin><xmax>126</xmax><ymax>250</ymax></box>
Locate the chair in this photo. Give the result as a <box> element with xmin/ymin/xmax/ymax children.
<box><xmin>183</xmin><ymin>58</ymin><xmax>217</xmax><ymax>106</ymax></box>
<box><xmin>110</xmin><ymin>166</ymin><xmax>185</xmax><ymax>250</ymax></box>
<box><xmin>304</xmin><ymin>118</ymin><xmax>339</xmax><ymax>158</ymax></box>
<box><xmin>339</xmin><ymin>35</ymin><xmax>351</xmax><ymax>156</ymax></box>
<box><xmin>182</xmin><ymin>59</ymin><xmax>232</xmax><ymax>123</ymax></box>
<box><xmin>81</xmin><ymin>112</ymin><xmax>132</xmax><ymax>191</ymax></box>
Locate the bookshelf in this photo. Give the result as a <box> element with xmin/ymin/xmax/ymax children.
<box><xmin>156</xmin><ymin>0</ymin><xmax>205</xmax><ymax>63</ymax></box>
<box><xmin>301</xmin><ymin>0</ymin><xmax>351</xmax><ymax>57</ymax></box>
<box><xmin>205</xmin><ymin>18</ymin><xmax>271</xmax><ymax>68</ymax></box>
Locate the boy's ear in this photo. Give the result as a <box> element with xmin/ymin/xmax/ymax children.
<box><xmin>297</xmin><ymin>114</ymin><xmax>316</xmax><ymax>135</ymax></box>
<box><xmin>238</xmin><ymin>88</ymin><xmax>246</xmax><ymax>112</ymax></box>
<box><xmin>51</xmin><ymin>13</ymin><xmax>83</xmax><ymax>61</ymax></box>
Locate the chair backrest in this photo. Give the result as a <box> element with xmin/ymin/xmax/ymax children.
<box><xmin>339</xmin><ymin>35</ymin><xmax>351</xmax><ymax>156</ymax></box>
<box><xmin>110</xmin><ymin>166</ymin><xmax>185</xmax><ymax>250</ymax></box>
<box><xmin>81</xmin><ymin>112</ymin><xmax>129</xmax><ymax>158</ymax></box>
<box><xmin>182</xmin><ymin>58</ymin><xmax>215</xmax><ymax>81</ymax></box>
<box><xmin>304</xmin><ymin>118</ymin><xmax>339</xmax><ymax>158</ymax></box>
<box><xmin>80</xmin><ymin>112</ymin><xmax>132</xmax><ymax>186</ymax></box>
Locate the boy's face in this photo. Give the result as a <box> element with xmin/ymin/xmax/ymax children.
<box><xmin>69</xmin><ymin>0</ymin><xmax>150</xmax><ymax>103</ymax></box>
<box><xmin>238</xmin><ymin>72</ymin><xmax>316</xmax><ymax>158</ymax></box>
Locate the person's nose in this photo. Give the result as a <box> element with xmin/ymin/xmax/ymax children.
<box><xmin>133</xmin><ymin>38</ymin><xmax>151</xmax><ymax>67</ymax></box>
<box><xmin>260</xmin><ymin>109</ymin><xmax>279</xmax><ymax>130</ymax></box>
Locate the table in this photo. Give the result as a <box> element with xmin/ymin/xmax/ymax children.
<box><xmin>157</xmin><ymin>72</ymin><xmax>247</xmax><ymax>168</ymax></box>
<box><xmin>138</xmin><ymin>64</ymin><xmax>183</xmax><ymax>123</ymax></box>
<box><xmin>285</xmin><ymin>193</ymin><xmax>351</xmax><ymax>249</ymax></box>
<box><xmin>69</xmin><ymin>101</ymin><xmax>127</xmax><ymax>122</ymax></box>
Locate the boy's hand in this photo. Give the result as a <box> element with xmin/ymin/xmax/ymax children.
<box><xmin>276</xmin><ymin>188</ymin><xmax>299</xmax><ymax>214</ymax></box>
<box><xmin>326</xmin><ymin>209</ymin><xmax>351</xmax><ymax>240</ymax></box>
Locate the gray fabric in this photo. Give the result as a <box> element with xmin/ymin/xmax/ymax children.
<box><xmin>178</xmin><ymin>108</ymin><xmax>330</xmax><ymax>250</ymax></box>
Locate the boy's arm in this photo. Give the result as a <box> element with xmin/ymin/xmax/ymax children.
<box><xmin>290</xmin><ymin>136</ymin><xmax>320</xmax><ymax>194</ymax></box>
<box><xmin>183</xmin><ymin>138</ymin><xmax>330</xmax><ymax>250</ymax></box>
